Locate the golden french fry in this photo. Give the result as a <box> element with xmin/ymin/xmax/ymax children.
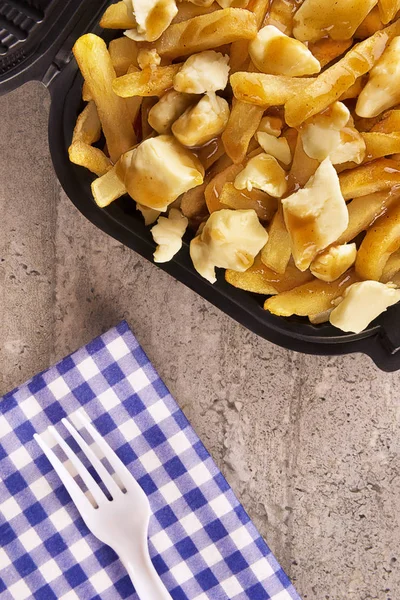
<box><xmin>172</xmin><ymin>2</ymin><xmax>219</xmax><ymax>24</ymax></box>
<box><xmin>288</xmin><ymin>135</ymin><xmax>318</xmax><ymax>191</ymax></box>
<box><xmin>339</xmin><ymin>76</ymin><xmax>366</xmax><ymax>101</ymax></box>
<box><xmin>195</xmin><ymin>137</ymin><xmax>226</xmax><ymax>171</ymax></box>
<box><xmin>229</xmin><ymin>0</ymin><xmax>269</xmax><ymax>71</ymax></box>
<box><xmin>230</xmin><ymin>72</ymin><xmax>311</xmax><ymax>107</ymax></box>
<box><xmin>226</xmin><ymin>256</ymin><xmax>313</xmax><ymax>295</ymax></box>
<box><xmin>361</xmin><ymin>131</ymin><xmax>400</xmax><ymax>161</ymax></box>
<box><xmin>222</xmin><ymin>100</ymin><xmax>264</xmax><ymax>163</ymax></box>
<box><xmin>91</xmin><ymin>166</ymin><xmax>127</xmax><ymax>207</ymax></box>
<box><xmin>285</xmin><ymin>19</ymin><xmax>400</xmax><ymax>127</ymax></box>
<box><xmin>309</xmin><ymin>310</ymin><xmax>332</xmax><ymax>324</ymax></box>
<box><xmin>264</xmin><ymin>270</ymin><xmax>358</xmax><ymax>317</ymax></box>
<box><xmin>309</xmin><ymin>38</ymin><xmax>352</xmax><ymax>68</ymax></box>
<box><xmin>265</xmin><ymin>0</ymin><xmax>301</xmax><ymax>35</ymax></box>
<box><xmin>381</xmin><ymin>248</ymin><xmax>400</xmax><ymax>282</ymax></box>
<box><xmin>109</xmin><ymin>37</ymin><xmax>138</xmax><ymax>76</ymax></box>
<box><xmin>355</xmin><ymin>6</ymin><xmax>384</xmax><ymax>38</ymax></box>
<box><xmin>260</xmin><ymin>209</ymin><xmax>291</xmax><ymax>274</ymax></box>
<box><xmin>181</xmin><ymin>183</ymin><xmax>208</xmax><ymax>220</ymax></box>
<box><xmin>82</xmin><ymin>81</ymin><xmax>92</xmax><ymax>101</ymax></box>
<box><xmin>155</xmin><ymin>8</ymin><xmax>258</xmax><ymax>59</ymax></box>
<box><xmin>219</xmin><ymin>182</ymin><xmax>278</xmax><ymax>221</ymax></box>
<box><xmin>140</xmin><ymin>97</ymin><xmax>158</xmax><ymax>138</ymax></box>
<box><xmin>72</xmin><ymin>101</ymin><xmax>101</xmax><ymax>145</ymax></box>
<box><xmin>378</xmin><ymin>0</ymin><xmax>400</xmax><ymax>24</ymax></box>
<box><xmin>355</xmin><ymin>200</ymin><xmax>400</xmax><ymax>280</ymax></box>
<box><xmin>73</xmin><ymin>34</ymin><xmax>136</xmax><ymax>162</ymax></box>
<box><xmin>371</xmin><ymin>109</ymin><xmax>400</xmax><ymax>133</ymax></box>
<box><xmin>112</xmin><ymin>64</ymin><xmax>182</xmax><ymax>97</ymax></box>
<box><xmin>205</xmin><ymin>163</ymin><xmax>243</xmax><ymax>213</ymax></box>
<box><xmin>337</xmin><ymin>190</ymin><xmax>400</xmax><ymax>244</ymax></box>
<box><xmin>68</xmin><ymin>141</ymin><xmax>112</xmax><ymax>176</ymax></box>
<box><xmin>100</xmin><ymin>1</ymin><xmax>137</xmax><ymax>29</ymax></box>
<box><xmin>339</xmin><ymin>158</ymin><xmax>400</xmax><ymax>199</ymax></box>
<box><xmin>123</xmin><ymin>65</ymin><xmax>143</xmax><ymax>126</ymax></box>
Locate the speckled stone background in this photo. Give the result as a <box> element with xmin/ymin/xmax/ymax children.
<box><xmin>1</xmin><ymin>82</ymin><xmax>399</xmax><ymax>600</ymax></box>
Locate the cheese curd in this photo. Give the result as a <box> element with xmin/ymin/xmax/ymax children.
<box><xmin>330</xmin><ymin>281</ymin><xmax>400</xmax><ymax>333</ymax></box>
<box><xmin>282</xmin><ymin>158</ymin><xmax>349</xmax><ymax>271</ymax></box>
<box><xmin>257</xmin><ymin>116</ymin><xmax>283</xmax><ymax>137</ymax></box>
<box><xmin>234</xmin><ymin>154</ymin><xmax>288</xmax><ymax>198</ymax></box>
<box><xmin>249</xmin><ymin>25</ymin><xmax>321</xmax><ymax>76</ymax></box>
<box><xmin>301</xmin><ymin>102</ymin><xmax>366</xmax><ymax>165</ymax></box>
<box><xmin>356</xmin><ymin>37</ymin><xmax>400</xmax><ymax>118</ymax></box>
<box><xmin>172</xmin><ymin>93</ymin><xmax>230</xmax><ymax>147</ymax></box>
<box><xmin>310</xmin><ymin>243</ymin><xmax>357</xmax><ymax>282</ymax></box>
<box><xmin>173</xmin><ymin>51</ymin><xmax>230</xmax><ymax>94</ymax></box>
<box><xmin>190</xmin><ymin>209</ymin><xmax>269</xmax><ymax>283</ymax></box>
<box><xmin>137</xmin><ymin>203</ymin><xmax>160</xmax><ymax>225</ymax></box>
<box><xmin>124</xmin><ymin>0</ymin><xmax>177</xmax><ymax>42</ymax></box>
<box><xmin>293</xmin><ymin>0</ymin><xmax>376</xmax><ymax>42</ymax></box>
<box><xmin>124</xmin><ymin>135</ymin><xmax>204</xmax><ymax>210</ymax></box>
<box><xmin>137</xmin><ymin>48</ymin><xmax>161</xmax><ymax>69</ymax></box>
<box><xmin>256</xmin><ymin>132</ymin><xmax>291</xmax><ymax>165</ymax></box>
<box><xmin>148</xmin><ymin>90</ymin><xmax>196</xmax><ymax>134</ymax></box>
<box><xmin>151</xmin><ymin>208</ymin><xmax>188</xmax><ymax>262</ymax></box>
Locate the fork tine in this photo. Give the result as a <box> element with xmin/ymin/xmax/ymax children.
<box><xmin>76</xmin><ymin>411</ymin><xmax>140</xmax><ymax>492</ymax></box>
<box><xmin>62</xmin><ymin>417</ymin><xmax>122</xmax><ymax>498</ymax></box>
<box><xmin>49</xmin><ymin>426</ymin><xmax>107</xmax><ymax>507</ymax></box>
<box><xmin>34</xmin><ymin>433</ymin><xmax>93</xmax><ymax>514</ymax></box>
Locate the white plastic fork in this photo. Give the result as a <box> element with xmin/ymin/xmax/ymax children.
<box><xmin>34</xmin><ymin>412</ymin><xmax>171</xmax><ymax>600</ymax></box>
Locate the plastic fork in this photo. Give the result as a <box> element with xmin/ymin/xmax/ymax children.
<box><xmin>34</xmin><ymin>412</ymin><xmax>171</xmax><ymax>600</ymax></box>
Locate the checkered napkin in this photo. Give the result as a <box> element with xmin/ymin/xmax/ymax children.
<box><xmin>0</xmin><ymin>321</ymin><xmax>300</xmax><ymax>600</ymax></box>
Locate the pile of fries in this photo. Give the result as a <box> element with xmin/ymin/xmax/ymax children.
<box><xmin>69</xmin><ymin>0</ymin><xmax>400</xmax><ymax>334</ymax></box>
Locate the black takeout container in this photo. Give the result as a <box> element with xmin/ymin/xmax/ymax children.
<box><xmin>1</xmin><ymin>0</ymin><xmax>400</xmax><ymax>370</ymax></box>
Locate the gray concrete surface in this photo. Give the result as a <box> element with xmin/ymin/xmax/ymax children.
<box><xmin>1</xmin><ymin>81</ymin><xmax>399</xmax><ymax>600</ymax></box>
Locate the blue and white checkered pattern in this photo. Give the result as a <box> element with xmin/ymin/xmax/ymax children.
<box><xmin>0</xmin><ymin>321</ymin><xmax>300</xmax><ymax>600</ymax></box>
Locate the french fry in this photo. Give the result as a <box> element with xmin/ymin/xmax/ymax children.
<box><xmin>222</xmin><ymin>100</ymin><xmax>264</xmax><ymax>163</ymax></box>
<box><xmin>378</xmin><ymin>0</ymin><xmax>400</xmax><ymax>24</ymax></box>
<box><xmin>205</xmin><ymin>163</ymin><xmax>243</xmax><ymax>213</ymax></box>
<box><xmin>82</xmin><ymin>81</ymin><xmax>92</xmax><ymax>101</ymax></box>
<box><xmin>109</xmin><ymin>37</ymin><xmax>138</xmax><ymax>76</ymax></box>
<box><xmin>100</xmin><ymin>1</ymin><xmax>137</xmax><ymax>29</ymax></box>
<box><xmin>339</xmin><ymin>158</ymin><xmax>400</xmax><ymax>199</ymax></box>
<box><xmin>337</xmin><ymin>190</ymin><xmax>400</xmax><ymax>244</ymax></box>
<box><xmin>308</xmin><ymin>38</ymin><xmax>352</xmax><ymax>68</ymax></box>
<box><xmin>230</xmin><ymin>72</ymin><xmax>312</xmax><ymax>107</ymax></box>
<box><xmin>219</xmin><ymin>182</ymin><xmax>278</xmax><ymax>221</ymax></box>
<box><xmin>72</xmin><ymin>101</ymin><xmax>101</xmax><ymax>145</ymax></box>
<box><xmin>355</xmin><ymin>200</ymin><xmax>400</xmax><ymax>280</ymax></box>
<box><xmin>355</xmin><ymin>6</ymin><xmax>384</xmax><ymax>38</ymax></box>
<box><xmin>264</xmin><ymin>270</ymin><xmax>359</xmax><ymax>317</ymax></box>
<box><xmin>69</xmin><ymin>142</ymin><xmax>112</xmax><ymax>176</ymax></box>
<box><xmin>172</xmin><ymin>2</ymin><xmax>219</xmax><ymax>24</ymax></box>
<box><xmin>381</xmin><ymin>248</ymin><xmax>400</xmax><ymax>282</ymax></box>
<box><xmin>195</xmin><ymin>137</ymin><xmax>226</xmax><ymax>171</ymax></box>
<box><xmin>73</xmin><ymin>34</ymin><xmax>136</xmax><ymax>162</ymax></box>
<box><xmin>155</xmin><ymin>8</ymin><xmax>258</xmax><ymax>59</ymax></box>
<box><xmin>91</xmin><ymin>166</ymin><xmax>127</xmax><ymax>207</ymax></box>
<box><xmin>140</xmin><ymin>97</ymin><xmax>158</xmax><ymax>138</ymax></box>
<box><xmin>264</xmin><ymin>0</ymin><xmax>301</xmax><ymax>35</ymax></box>
<box><xmin>339</xmin><ymin>76</ymin><xmax>366</xmax><ymax>101</ymax></box>
<box><xmin>260</xmin><ymin>209</ymin><xmax>291</xmax><ymax>274</ymax></box>
<box><xmin>371</xmin><ymin>109</ymin><xmax>400</xmax><ymax>133</ymax></box>
<box><xmin>225</xmin><ymin>256</ymin><xmax>313</xmax><ymax>295</ymax></box>
<box><xmin>288</xmin><ymin>135</ymin><xmax>318</xmax><ymax>191</ymax></box>
<box><xmin>285</xmin><ymin>19</ymin><xmax>400</xmax><ymax>127</ymax></box>
<box><xmin>112</xmin><ymin>63</ymin><xmax>182</xmax><ymax>97</ymax></box>
<box><xmin>181</xmin><ymin>183</ymin><xmax>208</xmax><ymax>220</ymax></box>
<box><xmin>229</xmin><ymin>0</ymin><xmax>269</xmax><ymax>72</ymax></box>
<box><xmin>361</xmin><ymin>131</ymin><xmax>400</xmax><ymax>161</ymax></box>
<box><xmin>123</xmin><ymin>65</ymin><xmax>143</xmax><ymax>126</ymax></box>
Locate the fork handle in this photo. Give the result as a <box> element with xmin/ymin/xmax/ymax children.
<box><xmin>119</xmin><ymin>545</ymin><xmax>172</xmax><ymax>600</ymax></box>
